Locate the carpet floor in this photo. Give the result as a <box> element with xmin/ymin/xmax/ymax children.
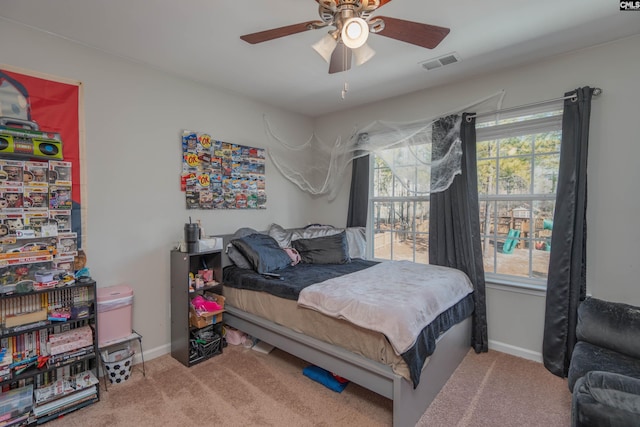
<box><xmin>47</xmin><ymin>344</ymin><xmax>571</xmax><ymax>426</ymax></box>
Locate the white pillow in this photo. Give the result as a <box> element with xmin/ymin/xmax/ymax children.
<box><xmin>345</xmin><ymin>227</ymin><xmax>366</xmax><ymax>259</ymax></box>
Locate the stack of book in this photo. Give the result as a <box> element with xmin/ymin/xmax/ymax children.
<box><xmin>47</xmin><ymin>325</ymin><xmax>92</xmax><ymax>361</ymax></box>
<box><xmin>47</xmin><ymin>345</ymin><xmax>94</xmax><ymax>368</ymax></box>
<box><xmin>32</xmin><ymin>370</ymin><xmax>98</xmax><ymax>419</ymax></box>
<box><xmin>33</xmin><ymin>387</ymin><xmax>97</xmax><ymax>420</ymax></box>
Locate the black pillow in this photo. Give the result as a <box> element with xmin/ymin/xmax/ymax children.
<box><xmin>291</xmin><ymin>231</ymin><xmax>351</xmax><ymax>265</ymax></box>
<box><xmin>230</xmin><ymin>233</ymin><xmax>291</xmax><ymax>274</ymax></box>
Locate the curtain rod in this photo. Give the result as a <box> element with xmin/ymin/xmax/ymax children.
<box><xmin>467</xmin><ymin>87</ymin><xmax>602</xmax><ymax>120</ymax></box>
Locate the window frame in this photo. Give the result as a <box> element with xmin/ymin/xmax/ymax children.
<box><xmin>475</xmin><ymin>105</ymin><xmax>563</xmax><ymax>287</ymax></box>
<box><xmin>368</xmin><ymin>150</ymin><xmax>431</xmax><ymax>264</ymax></box>
<box><xmin>366</xmin><ymin>104</ymin><xmax>563</xmax><ymax>289</ymax></box>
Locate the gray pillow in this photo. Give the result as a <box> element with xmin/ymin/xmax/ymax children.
<box><xmin>269</xmin><ymin>223</ymin><xmax>346</xmax><ymax>248</ymax></box>
<box><xmin>300</xmin><ymin>224</ymin><xmax>341</xmax><ymax>239</ymax></box>
<box><xmin>226</xmin><ymin>245</ymin><xmax>253</xmax><ymax>269</ymax></box>
<box><xmin>291</xmin><ymin>231</ymin><xmax>351</xmax><ymax>265</ymax></box>
<box><xmin>231</xmin><ymin>233</ymin><xmax>292</xmax><ymax>274</ymax></box>
<box><xmin>268</xmin><ymin>223</ymin><xmax>303</xmax><ymax>248</ymax></box>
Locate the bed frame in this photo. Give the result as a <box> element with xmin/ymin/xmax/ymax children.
<box><xmin>221</xmin><ymin>235</ymin><xmax>471</xmax><ymax>427</ymax></box>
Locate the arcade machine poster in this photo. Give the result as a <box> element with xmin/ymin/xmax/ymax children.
<box><xmin>0</xmin><ymin>66</ymin><xmax>84</xmax><ymax>247</ymax></box>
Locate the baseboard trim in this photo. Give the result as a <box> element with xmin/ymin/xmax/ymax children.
<box><xmin>488</xmin><ymin>340</ymin><xmax>542</xmax><ymax>363</ymax></box>
<box><xmin>132</xmin><ymin>343</ymin><xmax>170</xmax><ymax>365</ymax></box>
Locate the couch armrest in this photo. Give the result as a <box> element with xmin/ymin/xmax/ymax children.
<box><xmin>572</xmin><ymin>371</ymin><xmax>640</xmax><ymax>426</ymax></box>
<box><xmin>577</xmin><ymin>297</ymin><xmax>640</xmax><ymax>359</ymax></box>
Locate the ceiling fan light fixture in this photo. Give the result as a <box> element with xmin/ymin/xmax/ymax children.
<box><xmin>341</xmin><ymin>17</ymin><xmax>369</xmax><ymax>49</ymax></box>
<box><xmin>353</xmin><ymin>43</ymin><xmax>376</xmax><ymax>66</ymax></box>
<box><xmin>312</xmin><ymin>33</ymin><xmax>338</xmax><ymax>63</ymax></box>
<box><xmin>239</xmin><ymin>2</ymin><xmax>452</xmax><ymax>75</ymax></box>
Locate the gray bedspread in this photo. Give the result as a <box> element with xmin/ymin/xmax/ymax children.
<box><xmin>298</xmin><ymin>260</ymin><xmax>474</xmax><ymax>355</ymax></box>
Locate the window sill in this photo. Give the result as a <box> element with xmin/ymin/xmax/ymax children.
<box><xmin>485</xmin><ymin>275</ymin><xmax>547</xmax><ymax>296</ymax></box>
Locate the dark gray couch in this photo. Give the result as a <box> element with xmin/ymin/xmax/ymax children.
<box><xmin>568</xmin><ymin>297</ymin><xmax>640</xmax><ymax>426</ymax></box>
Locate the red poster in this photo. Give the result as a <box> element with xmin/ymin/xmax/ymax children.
<box><xmin>0</xmin><ymin>67</ymin><xmax>83</xmax><ymax>246</ymax></box>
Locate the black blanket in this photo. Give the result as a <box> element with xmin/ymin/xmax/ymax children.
<box><xmin>223</xmin><ymin>259</ymin><xmax>378</xmax><ymax>300</ymax></box>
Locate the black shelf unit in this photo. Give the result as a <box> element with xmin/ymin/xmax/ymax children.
<box><xmin>0</xmin><ymin>280</ymin><xmax>100</xmax><ymax>425</ymax></box>
<box><xmin>170</xmin><ymin>249</ymin><xmax>223</xmax><ymax>367</ymax></box>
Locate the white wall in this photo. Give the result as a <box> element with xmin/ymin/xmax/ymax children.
<box><xmin>315</xmin><ymin>34</ymin><xmax>640</xmax><ymax>361</ymax></box>
<box><xmin>0</xmin><ymin>19</ymin><xmax>326</xmax><ymax>358</ymax></box>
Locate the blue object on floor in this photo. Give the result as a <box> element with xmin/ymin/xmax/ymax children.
<box><xmin>302</xmin><ymin>365</ymin><xmax>349</xmax><ymax>393</ymax></box>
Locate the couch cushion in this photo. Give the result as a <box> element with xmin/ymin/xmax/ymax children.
<box><xmin>582</xmin><ymin>371</ymin><xmax>640</xmax><ymax>414</ymax></box>
<box><xmin>577</xmin><ymin>297</ymin><xmax>640</xmax><ymax>360</ymax></box>
<box><xmin>572</xmin><ymin>371</ymin><xmax>640</xmax><ymax>426</ymax></box>
<box><xmin>569</xmin><ymin>341</ymin><xmax>640</xmax><ymax>392</ymax></box>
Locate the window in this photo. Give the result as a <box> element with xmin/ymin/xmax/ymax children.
<box><xmin>369</xmin><ymin>105</ymin><xmax>562</xmax><ymax>286</ymax></box>
<box><xmin>476</xmin><ymin>106</ymin><xmax>562</xmax><ymax>284</ymax></box>
<box><xmin>370</xmin><ymin>144</ymin><xmax>430</xmax><ymax>263</ymax></box>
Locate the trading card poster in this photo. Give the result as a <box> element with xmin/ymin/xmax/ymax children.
<box><xmin>181</xmin><ymin>131</ymin><xmax>266</xmax><ymax>209</ymax></box>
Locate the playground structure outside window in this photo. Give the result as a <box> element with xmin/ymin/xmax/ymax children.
<box><xmin>476</xmin><ymin>105</ymin><xmax>563</xmax><ymax>286</ymax></box>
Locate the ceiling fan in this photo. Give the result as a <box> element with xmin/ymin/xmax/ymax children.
<box><xmin>240</xmin><ymin>0</ymin><xmax>450</xmax><ymax>74</ymax></box>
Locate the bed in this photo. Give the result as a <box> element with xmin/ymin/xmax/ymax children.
<box><xmin>220</xmin><ymin>226</ymin><xmax>474</xmax><ymax>427</ymax></box>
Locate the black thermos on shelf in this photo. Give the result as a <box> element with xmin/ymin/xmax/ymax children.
<box><xmin>184</xmin><ymin>223</ymin><xmax>200</xmax><ymax>253</ymax></box>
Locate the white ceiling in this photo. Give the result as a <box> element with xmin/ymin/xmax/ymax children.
<box><xmin>1</xmin><ymin>1</ymin><xmax>639</xmax><ymax>117</ymax></box>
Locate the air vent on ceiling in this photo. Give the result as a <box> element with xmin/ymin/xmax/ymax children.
<box><xmin>419</xmin><ymin>52</ymin><xmax>461</xmax><ymax>71</ymax></box>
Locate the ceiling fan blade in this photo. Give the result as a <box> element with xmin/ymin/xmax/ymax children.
<box><xmin>328</xmin><ymin>42</ymin><xmax>352</xmax><ymax>74</ymax></box>
<box><xmin>240</xmin><ymin>21</ymin><xmax>320</xmax><ymax>44</ymax></box>
<box><xmin>375</xmin><ymin>16</ymin><xmax>450</xmax><ymax>49</ymax></box>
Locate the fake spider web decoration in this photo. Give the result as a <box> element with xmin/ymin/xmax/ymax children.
<box><xmin>265</xmin><ymin>91</ymin><xmax>505</xmax><ymax>200</ymax></box>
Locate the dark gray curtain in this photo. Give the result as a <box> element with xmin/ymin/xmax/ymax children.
<box><xmin>346</xmin><ymin>155</ymin><xmax>369</xmax><ymax>228</ymax></box>
<box><xmin>429</xmin><ymin>114</ymin><xmax>488</xmax><ymax>352</ymax></box>
<box><xmin>543</xmin><ymin>87</ymin><xmax>594</xmax><ymax>377</ymax></box>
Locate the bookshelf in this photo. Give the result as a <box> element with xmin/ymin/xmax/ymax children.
<box><xmin>0</xmin><ymin>280</ymin><xmax>100</xmax><ymax>425</ymax></box>
<box><xmin>170</xmin><ymin>249</ymin><xmax>224</xmax><ymax>367</ymax></box>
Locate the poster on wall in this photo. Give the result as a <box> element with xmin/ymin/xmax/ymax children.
<box><xmin>0</xmin><ymin>66</ymin><xmax>84</xmax><ymax>247</ymax></box>
<box><xmin>181</xmin><ymin>130</ymin><xmax>266</xmax><ymax>209</ymax></box>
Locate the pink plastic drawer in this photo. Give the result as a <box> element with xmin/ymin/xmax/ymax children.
<box><xmin>97</xmin><ymin>285</ymin><xmax>133</xmax><ymax>346</ymax></box>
